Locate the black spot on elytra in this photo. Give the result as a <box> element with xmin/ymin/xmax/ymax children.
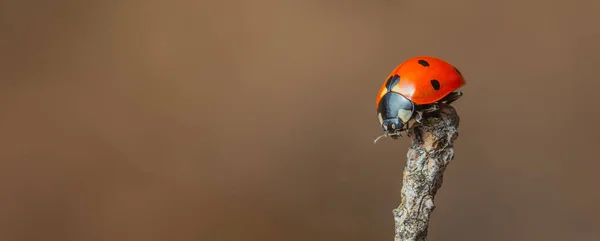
<box><xmin>418</xmin><ymin>60</ymin><xmax>430</xmax><ymax>67</ymax></box>
<box><xmin>430</xmin><ymin>79</ymin><xmax>440</xmax><ymax>90</ymax></box>
<box><xmin>385</xmin><ymin>75</ymin><xmax>401</xmax><ymax>92</ymax></box>
<box><xmin>454</xmin><ymin>66</ymin><xmax>462</xmax><ymax>75</ymax></box>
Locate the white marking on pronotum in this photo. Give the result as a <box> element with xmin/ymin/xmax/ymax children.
<box><xmin>398</xmin><ymin>109</ymin><xmax>412</xmax><ymax>123</ymax></box>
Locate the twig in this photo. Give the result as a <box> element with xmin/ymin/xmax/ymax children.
<box><xmin>393</xmin><ymin>103</ymin><xmax>460</xmax><ymax>241</ymax></box>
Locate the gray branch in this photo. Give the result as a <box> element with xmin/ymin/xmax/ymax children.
<box><xmin>393</xmin><ymin>104</ymin><xmax>460</xmax><ymax>241</ymax></box>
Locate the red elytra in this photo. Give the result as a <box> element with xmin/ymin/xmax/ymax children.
<box><xmin>376</xmin><ymin>56</ymin><xmax>466</xmax><ymax>107</ymax></box>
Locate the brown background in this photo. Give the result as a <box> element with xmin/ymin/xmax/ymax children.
<box><xmin>1</xmin><ymin>0</ymin><xmax>599</xmax><ymax>241</ymax></box>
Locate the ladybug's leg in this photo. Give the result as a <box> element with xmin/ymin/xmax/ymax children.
<box><xmin>405</xmin><ymin>122</ymin><xmax>414</xmax><ymax>137</ymax></box>
<box><xmin>415</xmin><ymin>111</ymin><xmax>424</xmax><ymax>123</ymax></box>
<box><xmin>440</xmin><ymin>91</ymin><xmax>463</xmax><ymax>105</ymax></box>
<box><xmin>412</xmin><ymin>126</ymin><xmax>423</xmax><ymax>144</ymax></box>
<box><xmin>414</xmin><ymin>104</ymin><xmax>443</xmax><ymax>121</ymax></box>
<box><xmin>412</xmin><ymin>105</ymin><xmax>431</xmax><ymax>125</ymax></box>
<box><xmin>405</xmin><ymin>122</ymin><xmax>423</xmax><ymax>143</ymax></box>
<box><xmin>415</xmin><ymin>103</ymin><xmax>439</xmax><ymax>115</ymax></box>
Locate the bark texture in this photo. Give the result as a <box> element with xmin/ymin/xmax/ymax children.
<box><xmin>393</xmin><ymin>104</ymin><xmax>460</xmax><ymax>241</ymax></box>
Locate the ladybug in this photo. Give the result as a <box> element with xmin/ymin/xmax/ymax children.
<box><xmin>374</xmin><ymin>56</ymin><xmax>466</xmax><ymax>142</ymax></box>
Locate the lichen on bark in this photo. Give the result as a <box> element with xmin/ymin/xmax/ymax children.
<box><xmin>393</xmin><ymin>103</ymin><xmax>460</xmax><ymax>241</ymax></box>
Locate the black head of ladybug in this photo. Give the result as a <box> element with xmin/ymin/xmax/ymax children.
<box><xmin>375</xmin><ymin>92</ymin><xmax>415</xmax><ymax>142</ymax></box>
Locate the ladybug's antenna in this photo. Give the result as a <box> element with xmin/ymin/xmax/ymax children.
<box><xmin>373</xmin><ymin>133</ymin><xmax>388</xmax><ymax>144</ymax></box>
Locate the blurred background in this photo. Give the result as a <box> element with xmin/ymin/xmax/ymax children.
<box><xmin>1</xmin><ymin>0</ymin><xmax>600</xmax><ymax>240</ymax></box>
